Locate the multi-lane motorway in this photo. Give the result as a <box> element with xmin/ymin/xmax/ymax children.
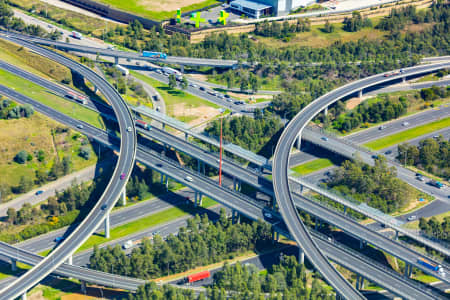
<box><xmin>0</xmin><ymin>36</ymin><xmax>137</xmax><ymax>299</ymax></box>
<box><xmin>0</xmin><ymin>75</ymin><xmax>443</xmax><ymax>299</ymax></box>
<box><xmin>1</xmin><ymin>56</ymin><xmax>449</xmax><ymax>286</ymax></box>
<box><xmin>273</xmin><ymin>62</ymin><xmax>450</xmax><ymax>300</ymax></box>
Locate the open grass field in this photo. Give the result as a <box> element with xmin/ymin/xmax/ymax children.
<box><xmin>0</xmin><ymin>69</ymin><xmax>104</xmax><ymax>129</ymax></box>
<box><xmin>94</xmin><ymin>0</ymin><xmax>218</xmax><ymax>21</ymax></box>
<box><xmin>364</xmin><ymin>117</ymin><xmax>450</xmax><ymax>150</ymax></box>
<box><xmin>76</xmin><ymin>197</ymin><xmax>217</xmax><ymax>253</ymax></box>
<box><xmin>291</xmin><ymin>158</ymin><xmax>333</xmax><ymax>176</ymax></box>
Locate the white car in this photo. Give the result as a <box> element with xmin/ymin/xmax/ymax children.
<box><xmin>76</xmin><ymin>124</ymin><xmax>84</xmax><ymax>129</ymax></box>
<box><xmin>122</xmin><ymin>240</ymin><xmax>133</xmax><ymax>249</ymax></box>
<box><xmin>264</xmin><ymin>212</ymin><xmax>272</xmax><ymax>219</ymax></box>
<box><xmin>185</xmin><ymin>176</ymin><xmax>193</xmax><ymax>182</ymax></box>
<box><xmin>126</xmin><ymin>126</ymin><xmax>132</xmax><ymax>132</ymax></box>
<box><xmin>407</xmin><ymin>215</ymin><xmax>417</xmax><ymax>221</ymax></box>
<box><xmin>402</xmin><ymin>121</ymin><xmax>409</xmax><ymax>126</ymax></box>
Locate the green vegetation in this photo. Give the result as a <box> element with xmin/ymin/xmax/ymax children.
<box><xmin>398</xmin><ymin>136</ymin><xmax>449</xmax><ymax>180</ymax></box>
<box><xmin>291</xmin><ymin>158</ymin><xmax>333</xmax><ymax>176</ymax></box>
<box><xmin>77</xmin><ymin>197</ymin><xmax>216</xmax><ymax>253</ymax></box>
<box><xmin>326</xmin><ymin>157</ymin><xmax>415</xmax><ymax>214</ymax></box>
<box><xmin>94</xmin><ymin>0</ymin><xmax>218</xmax><ymax>21</ymax></box>
<box><xmin>0</xmin><ymin>69</ymin><xmax>104</xmax><ymax>129</ymax></box>
<box><xmin>89</xmin><ymin>210</ymin><xmax>272</xmax><ymax>279</ymax></box>
<box><xmin>364</xmin><ymin>117</ymin><xmax>450</xmax><ymax>150</ymax></box>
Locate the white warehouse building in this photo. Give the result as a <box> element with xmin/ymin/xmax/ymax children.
<box><xmin>230</xmin><ymin>0</ymin><xmax>316</xmax><ymax>18</ymax></box>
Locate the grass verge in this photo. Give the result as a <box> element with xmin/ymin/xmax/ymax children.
<box><xmin>364</xmin><ymin>117</ymin><xmax>450</xmax><ymax>150</ymax></box>
<box><xmin>76</xmin><ymin>197</ymin><xmax>217</xmax><ymax>253</ymax></box>
<box><xmin>291</xmin><ymin>158</ymin><xmax>333</xmax><ymax>176</ymax></box>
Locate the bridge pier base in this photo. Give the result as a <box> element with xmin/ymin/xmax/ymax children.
<box><xmin>94</xmin><ymin>86</ymin><xmax>98</xmax><ymax>93</ymax></box>
<box><xmin>233</xmin><ymin>178</ymin><xmax>241</xmax><ymax>191</ymax></box>
<box><xmin>232</xmin><ymin>210</ymin><xmax>240</xmax><ymax>224</ymax></box>
<box><xmin>11</xmin><ymin>258</ymin><xmax>17</xmax><ymax>272</ymax></box>
<box><xmin>404</xmin><ymin>263</ymin><xmax>411</xmax><ymax>278</ymax></box>
<box><xmin>324</xmin><ymin>106</ymin><xmax>328</xmax><ymax>116</ymax></box>
<box><xmin>162</xmin><ymin>123</ymin><xmax>166</xmax><ymax>130</ymax></box>
<box><xmin>165</xmin><ymin>176</ymin><xmax>169</xmax><ymax>191</ymax></box>
<box><xmin>194</xmin><ymin>192</ymin><xmax>203</xmax><ymax>206</ymax></box>
<box><xmin>160</xmin><ymin>173</ymin><xmax>164</xmax><ymax>185</ymax></box>
<box><xmin>359</xmin><ymin>240</ymin><xmax>366</xmax><ymax>250</ymax></box>
<box><xmin>359</xmin><ymin>89</ymin><xmax>363</xmax><ymax>98</ymax></box>
<box><xmin>299</xmin><ymin>248</ymin><xmax>305</xmax><ymax>264</ymax></box>
<box><xmin>80</xmin><ymin>281</ymin><xmax>87</xmax><ymax>294</ymax></box>
<box><xmin>67</xmin><ymin>255</ymin><xmax>73</xmax><ymax>265</ymax></box>
<box><xmin>121</xmin><ymin>188</ymin><xmax>126</xmax><ymax>206</ymax></box>
<box><xmin>104</xmin><ymin>213</ymin><xmax>110</xmax><ymax>239</ymax></box>
<box><xmin>185</xmin><ymin>132</ymin><xmax>188</xmax><ymax>141</ymax></box>
<box><xmin>402</xmin><ymin>76</ymin><xmax>406</xmax><ymax>83</ymax></box>
<box><xmin>394</xmin><ymin>230</ymin><xmax>399</xmax><ymax>240</ymax></box>
<box><xmin>296</xmin><ymin>135</ymin><xmax>301</xmax><ymax>150</ymax></box>
<box><xmin>343</xmin><ymin>206</ymin><xmax>347</xmax><ymax>215</ymax></box>
<box><xmin>114</xmin><ymin>56</ymin><xmax>119</xmax><ymax>65</ymax></box>
<box><xmin>180</xmin><ymin>65</ymin><xmax>185</xmax><ymax>73</ymax></box>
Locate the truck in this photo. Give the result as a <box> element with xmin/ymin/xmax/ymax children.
<box><xmin>429</xmin><ymin>180</ymin><xmax>444</xmax><ymax>189</ymax></box>
<box><xmin>71</xmin><ymin>31</ymin><xmax>82</xmax><ymax>39</ymax></box>
<box><xmin>187</xmin><ymin>270</ymin><xmax>210</xmax><ymax>283</ymax></box>
<box><xmin>66</xmin><ymin>91</ymin><xmax>87</xmax><ymax>105</ymax></box>
<box><xmin>115</xmin><ymin>64</ymin><xmax>129</xmax><ymax>76</ymax></box>
<box><xmin>417</xmin><ymin>258</ymin><xmax>444</xmax><ymax>273</ymax></box>
<box><xmin>162</xmin><ymin>67</ymin><xmax>181</xmax><ymax>76</ymax></box>
<box><xmin>142</xmin><ymin>51</ymin><xmax>167</xmax><ymax>59</ymax></box>
<box><xmin>135</xmin><ymin>119</ymin><xmax>150</xmax><ymax>130</ymax></box>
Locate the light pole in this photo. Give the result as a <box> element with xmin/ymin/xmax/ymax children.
<box><xmin>219</xmin><ymin>115</ymin><xmax>223</xmax><ymax>186</ymax></box>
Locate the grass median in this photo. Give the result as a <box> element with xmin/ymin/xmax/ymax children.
<box><xmin>291</xmin><ymin>158</ymin><xmax>333</xmax><ymax>176</ymax></box>
<box><xmin>76</xmin><ymin>197</ymin><xmax>217</xmax><ymax>253</ymax></box>
<box><xmin>364</xmin><ymin>117</ymin><xmax>450</xmax><ymax>150</ymax></box>
<box><xmin>0</xmin><ymin>69</ymin><xmax>105</xmax><ymax>129</ymax></box>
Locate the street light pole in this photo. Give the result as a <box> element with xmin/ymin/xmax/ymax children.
<box><xmin>219</xmin><ymin>116</ymin><xmax>223</xmax><ymax>186</ymax></box>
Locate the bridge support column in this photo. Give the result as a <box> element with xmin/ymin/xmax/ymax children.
<box><xmin>160</xmin><ymin>173</ymin><xmax>164</xmax><ymax>185</ymax></box>
<box><xmin>114</xmin><ymin>56</ymin><xmax>119</xmax><ymax>65</ymax></box>
<box><xmin>185</xmin><ymin>132</ymin><xmax>188</xmax><ymax>141</ymax></box>
<box><xmin>356</xmin><ymin>275</ymin><xmax>361</xmax><ymax>289</ymax></box>
<box><xmin>404</xmin><ymin>263</ymin><xmax>411</xmax><ymax>278</ymax></box>
<box><xmin>359</xmin><ymin>276</ymin><xmax>364</xmax><ymax>289</ymax></box>
<box><xmin>299</xmin><ymin>184</ymin><xmax>304</xmax><ymax>194</ymax></box>
<box><xmin>67</xmin><ymin>255</ymin><xmax>73</xmax><ymax>265</ymax></box>
<box><xmin>359</xmin><ymin>89</ymin><xmax>363</xmax><ymax>98</ymax></box>
<box><xmin>232</xmin><ymin>210</ymin><xmax>240</xmax><ymax>224</ymax></box>
<box><xmin>121</xmin><ymin>188</ymin><xmax>126</xmax><ymax>206</ymax></box>
<box><xmin>402</xmin><ymin>76</ymin><xmax>406</xmax><ymax>83</ymax></box>
<box><xmin>11</xmin><ymin>258</ymin><xmax>17</xmax><ymax>272</ymax></box>
<box><xmin>299</xmin><ymin>248</ymin><xmax>305</xmax><ymax>264</ymax></box>
<box><xmin>162</xmin><ymin>123</ymin><xmax>166</xmax><ymax>130</ymax></box>
<box><xmin>80</xmin><ymin>281</ymin><xmax>87</xmax><ymax>294</ymax></box>
<box><xmin>343</xmin><ymin>206</ymin><xmax>347</xmax><ymax>215</ymax></box>
<box><xmin>296</xmin><ymin>135</ymin><xmax>301</xmax><ymax>150</ymax></box>
<box><xmin>180</xmin><ymin>65</ymin><xmax>185</xmax><ymax>73</ymax></box>
<box><xmin>315</xmin><ymin>217</ymin><xmax>318</xmax><ymax>230</ymax></box>
<box><xmin>359</xmin><ymin>240</ymin><xmax>366</xmax><ymax>249</ymax></box>
<box><xmin>165</xmin><ymin>176</ymin><xmax>169</xmax><ymax>191</ymax></box>
<box><xmin>324</xmin><ymin>106</ymin><xmax>328</xmax><ymax>116</ymax></box>
<box><xmin>233</xmin><ymin>178</ymin><xmax>241</xmax><ymax>191</ymax></box>
<box><xmin>104</xmin><ymin>213</ymin><xmax>110</xmax><ymax>238</ymax></box>
<box><xmin>94</xmin><ymin>86</ymin><xmax>98</xmax><ymax>93</ymax></box>
<box><xmin>195</xmin><ymin>192</ymin><xmax>203</xmax><ymax>206</ymax></box>
<box><xmin>22</xmin><ymin>293</ymin><xmax>27</xmax><ymax>300</ymax></box>
<box><xmin>394</xmin><ymin>230</ymin><xmax>399</xmax><ymax>240</ymax></box>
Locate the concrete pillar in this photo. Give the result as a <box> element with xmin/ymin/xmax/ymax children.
<box><xmin>324</xmin><ymin>106</ymin><xmax>328</xmax><ymax>116</ymax></box>
<box><xmin>162</xmin><ymin>123</ymin><xmax>166</xmax><ymax>130</ymax></box>
<box><xmin>22</xmin><ymin>293</ymin><xmax>27</xmax><ymax>300</ymax></box>
<box><xmin>180</xmin><ymin>65</ymin><xmax>185</xmax><ymax>73</ymax></box>
<box><xmin>233</xmin><ymin>176</ymin><xmax>237</xmax><ymax>190</ymax></box>
<box><xmin>194</xmin><ymin>191</ymin><xmax>198</xmax><ymax>206</ymax></box>
<box><xmin>299</xmin><ymin>184</ymin><xmax>304</xmax><ymax>194</ymax></box>
<box><xmin>165</xmin><ymin>176</ymin><xmax>169</xmax><ymax>191</ymax></box>
<box><xmin>185</xmin><ymin>132</ymin><xmax>188</xmax><ymax>141</ymax></box>
<box><xmin>402</xmin><ymin>76</ymin><xmax>406</xmax><ymax>83</ymax></box>
<box><xmin>315</xmin><ymin>217</ymin><xmax>318</xmax><ymax>230</ymax></box>
<box><xmin>343</xmin><ymin>206</ymin><xmax>347</xmax><ymax>215</ymax></box>
<box><xmin>359</xmin><ymin>276</ymin><xmax>364</xmax><ymax>289</ymax></box>
<box><xmin>232</xmin><ymin>210</ymin><xmax>240</xmax><ymax>224</ymax></box>
<box><xmin>395</xmin><ymin>230</ymin><xmax>399</xmax><ymax>240</ymax></box>
<box><xmin>356</xmin><ymin>275</ymin><xmax>361</xmax><ymax>290</ymax></box>
<box><xmin>359</xmin><ymin>89</ymin><xmax>363</xmax><ymax>98</ymax></box>
<box><xmin>296</xmin><ymin>135</ymin><xmax>301</xmax><ymax>150</ymax></box>
<box><xmin>114</xmin><ymin>56</ymin><xmax>119</xmax><ymax>64</ymax></box>
<box><xmin>197</xmin><ymin>160</ymin><xmax>201</xmax><ymax>174</ymax></box>
<box><xmin>80</xmin><ymin>281</ymin><xmax>87</xmax><ymax>294</ymax></box>
<box><xmin>104</xmin><ymin>213</ymin><xmax>110</xmax><ymax>238</ymax></box>
<box><xmin>67</xmin><ymin>255</ymin><xmax>73</xmax><ymax>265</ymax></box>
<box><xmin>160</xmin><ymin>173</ymin><xmax>164</xmax><ymax>185</ymax></box>
<box><xmin>404</xmin><ymin>263</ymin><xmax>410</xmax><ymax>278</ymax></box>
<box><xmin>11</xmin><ymin>258</ymin><xmax>17</xmax><ymax>272</ymax></box>
<box><xmin>94</xmin><ymin>86</ymin><xmax>98</xmax><ymax>93</ymax></box>
<box><xmin>121</xmin><ymin>188</ymin><xmax>126</xmax><ymax>206</ymax></box>
<box><xmin>408</xmin><ymin>264</ymin><xmax>413</xmax><ymax>277</ymax></box>
<box><xmin>360</xmin><ymin>240</ymin><xmax>364</xmax><ymax>249</ymax></box>
<box><xmin>299</xmin><ymin>249</ymin><xmax>305</xmax><ymax>264</ymax></box>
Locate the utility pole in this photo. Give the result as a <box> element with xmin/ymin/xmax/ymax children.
<box><xmin>219</xmin><ymin>116</ymin><xmax>223</xmax><ymax>186</ymax></box>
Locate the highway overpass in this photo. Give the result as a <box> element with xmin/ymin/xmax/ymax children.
<box><xmin>273</xmin><ymin>63</ymin><xmax>450</xmax><ymax>300</ymax></box>
<box><xmin>0</xmin><ymin>36</ymin><xmax>137</xmax><ymax>300</ymax></box>
<box><xmin>0</xmin><ymin>58</ymin><xmax>448</xmax><ymax>284</ymax></box>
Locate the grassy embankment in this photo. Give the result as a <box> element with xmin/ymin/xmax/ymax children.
<box><xmin>364</xmin><ymin>117</ymin><xmax>450</xmax><ymax>150</ymax></box>
<box><xmin>291</xmin><ymin>158</ymin><xmax>333</xmax><ymax>176</ymax></box>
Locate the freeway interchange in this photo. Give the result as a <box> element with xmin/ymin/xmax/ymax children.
<box><xmin>0</xmin><ymin>32</ymin><xmax>448</xmax><ymax>299</ymax></box>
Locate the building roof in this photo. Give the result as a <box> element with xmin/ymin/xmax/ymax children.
<box><xmin>230</xmin><ymin>0</ymin><xmax>272</xmax><ymax>10</ymax></box>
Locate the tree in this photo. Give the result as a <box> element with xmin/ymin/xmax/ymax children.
<box><xmin>62</xmin><ymin>156</ymin><xmax>71</xmax><ymax>175</ymax></box>
<box><xmin>14</xmin><ymin>150</ymin><xmax>28</xmax><ymax>164</ymax></box>
<box><xmin>180</xmin><ymin>76</ymin><xmax>188</xmax><ymax>90</ymax></box>
<box><xmin>17</xmin><ymin>176</ymin><xmax>33</xmax><ymax>193</ymax></box>
<box><xmin>168</xmin><ymin>74</ymin><xmax>177</xmax><ymax>89</ymax></box>
<box><xmin>6</xmin><ymin>207</ymin><xmax>16</xmax><ymax>224</ymax></box>
<box><xmin>323</xmin><ymin>20</ymin><xmax>334</xmax><ymax>33</ymax></box>
<box><xmin>79</xmin><ymin>146</ymin><xmax>91</xmax><ymax>160</ymax></box>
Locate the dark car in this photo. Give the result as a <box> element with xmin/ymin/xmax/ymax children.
<box><xmin>35</xmin><ymin>190</ymin><xmax>44</xmax><ymax>196</ymax></box>
<box><xmin>384</xmin><ymin>150</ymin><xmax>392</xmax><ymax>155</ymax></box>
<box><xmin>371</xmin><ymin>155</ymin><xmax>379</xmax><ymax>159</ymax></box>
<box><xmin>54</xmin><ymin>236</ymin><xmax>64</xmax><ymax>243</ymax></box>
<box><xmin>101</xmin><ymin>204</ymin><xmax>107</xmax><ymax>210</ymax></box>
<box><xmin>199</xmin><ymin>86</ymin><xmax>205</xmax><ymax>91</ymax></box>
<box><xmin>120</xmin><ymin>173</ymin><xmax>126</xmax><ymax>180</ymax></box>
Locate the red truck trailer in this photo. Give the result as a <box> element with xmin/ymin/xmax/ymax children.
<box><xmin>187</xmin><ymin>270</ymin><xmax>210</xmax><ymax>283</ymax></box>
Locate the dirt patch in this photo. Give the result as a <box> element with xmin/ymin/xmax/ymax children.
<box><xmin>138</xmin><ymin>0</ymin><xmax>207</xmax><ymax>11</ymax></box>
<box><xmin>345</xmin><ymin>96</ymin><xmax>371</xmax><ymax>110</ymax></box>
<box><xmin>61</xmin><ymin>294</ymin><xmax>93</xmax><ymax>300</ymax></box>
<box><xmin>187</xmin><ymin>73</ymin><xmax>210</xmax><ymax>82</ymax></box>
<box><xmin>172</xmin><ymin>103</ymin><xmax>220</xmax><ymax>127</ymax></box>
<box><xmin>29</xmin><ymin>290</ymin><xmax>44</xmax><ymax>300</ymax></box>
<box><xmin>227</xmin><ymin>92</ymin><xmax>273</xmax><ymax>101</ymax></box>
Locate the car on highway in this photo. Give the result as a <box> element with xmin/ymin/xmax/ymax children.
<box><xmin>199</xmin><ymin>86</ymin><xmax>205</xmax><ymax>91</ymax></box>
<box><xmin>35</xmin><ymin>190</ymin><xmax>44</xmax><ymax>196</ymax></box>
<box><xmin>101</xmin><ymin>204</ymin><xmax>107</xmax><ymax>210</ymax></box>
<box><xmin>402</xmin><ymin>121</ymin><xmax>409</xmax><ymax>126</ymax></box>
<box><xmin>378</xmin><ymin>125</ymin><xmax>386</xmax><ymax>130</ymax></box>
<box><xmin>321</xmin><ymin>137</ymin><xmax>329</xmax><ymax>141</ymax></box>
<box><xmin>384</xmin><ymin>150</ymin><xmax>392</xmax><ymax>155</ymax></box>
<box><xmin>407</xmin><ymin>215</ymin><xmax>417</xmax><ymax>221</ymax></box>
<box><xmin>417</xmin><ymin>175</ymin><xmax>425</xmax><ymax>181</ymax></box>
<box><xmin>127</xmin><ymin>126</ymin><xmax>132</xmax><ymax>132</ymax></box>
<box><xmin>123</xmin><ymin>240</ymin><xmax>133</xmax><ymax>249</ymax></box>
<box><xmin>185</xmin><ymin>176</ymin><xmax>193</xmax><ymax>182</ymax></box>
<box><xmin>371</xmin><ymin>155</ymin><xmax>379</xmax><ymax>159</ymax></box>
<box><xmin>218</xmin><ymin>94</ymin><xmax>225</xmax><ymax>99</ymax></box>
<box><xmin>156</xmin><ymin>163</ymin><xmax>163</xmax><ymax>168</ymax></box>
<box><xmin>120</xmin><ymin>173</ymin><xmax>126</xmax><ymax>180</ymax></box>
<box><xmin>54</xmin><ymin>237</ymin><xmax>64</xmax><ymax>243</ymax></box>
<box><xmin>264</xmin><ymin>212</ymin><xmax>272</xmax><ymax>219</ymax></box>
<box><xmin>224</xmin><ymin>94</ymin><xmax>230</xmax><ymax>99</ymax></box>
<box><xmin>189</xmin><ymin>83</ymin><xmax>198</xmax><ymax>88</ymax></box>
<box><xmin>76</xmin><ymin>124</ymin><xmax>84</xmax><ymax>129</ymax></box>
<box><xmin>155</xmin><ymin>69</ymin><xmax>162</xmax><ymax>74</ymax></box>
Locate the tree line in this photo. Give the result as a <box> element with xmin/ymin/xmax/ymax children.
<box><xmin>326</xmin><ymin>157</ymin><xmax>412</xmax><ymax>213</ymax></box>
<box><xmin>89</xmin><ymin>210</ymin><xmax>273</xmax><ymax>279</ymax></box>
<box><xmin>419</xmin><ymin>216</ymin><xmax>450</xmax><ymax>243</ymax></box>
<box><xmin>0</xmin><ymin>98</ymin><xmax>34</xmax><ymax>120</ymax></box>
<box><xmin>397</xmin><ymin>136</ymin><xmax>449</xmax><ymax>180</ymax></box>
